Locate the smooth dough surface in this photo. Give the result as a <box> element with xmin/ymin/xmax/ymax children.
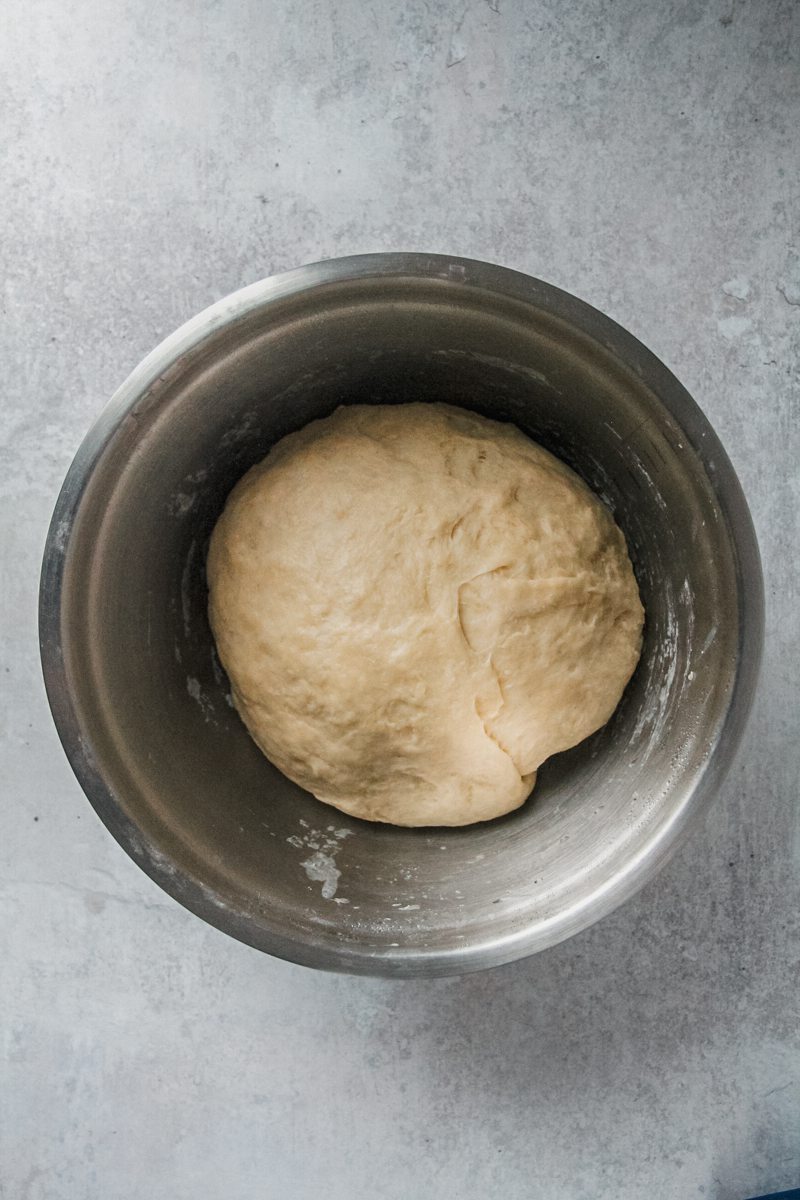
<box><xmin>207</xmin><ymin>403</ymin><xmax>644</xmax><ymax>827</ymax></box>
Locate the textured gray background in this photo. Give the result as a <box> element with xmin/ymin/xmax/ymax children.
<box><xmin>1</xmin><ymin>1</ymin><xmax>798</xmax><ymax>1197</ymax></box>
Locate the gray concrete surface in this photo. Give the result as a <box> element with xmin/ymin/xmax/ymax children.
<box><xmin>2</xmin><ymin>0</ymin><xmax>798</xmax><ymax>1197</ymax></box>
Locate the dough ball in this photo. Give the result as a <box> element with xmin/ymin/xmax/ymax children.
<box><xmin>207</xmin><ymin>403</ymin><xmax>643</xmax><ymax>827</ymax></box>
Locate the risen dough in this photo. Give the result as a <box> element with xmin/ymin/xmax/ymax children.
<box><xmin>207</xmin><ymin>403</ymin><xmax>643</xmax><ymax>827</ymax></box>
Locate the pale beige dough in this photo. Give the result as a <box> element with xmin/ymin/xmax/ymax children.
<box><xmin>207</xmin><ymin>403</ymin><xmax>644</xmax><ymax>827</ymax></box>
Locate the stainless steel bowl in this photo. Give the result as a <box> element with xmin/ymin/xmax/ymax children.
<box><xmin>40</xmin><ymin>253</ymin><xmax>763</xmax><ymax>977</ymax></box>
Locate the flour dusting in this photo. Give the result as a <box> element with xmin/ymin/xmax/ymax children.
<box><xmin>186</xmin><ymin>676</ymin><xmax>215</xmax><ymax>721</ymax></box>
<box><xmin>53</xmin><ymin>517</ymin><xmax>71</xmax><ymax>553</ymax></box>
<box><xmin>301</xmin><ymin>851</ymin><xmax>341</xmax><ymax>900</ymax></box>
<box><xmin>288</xmin><ymin>824</ymin><xmax>353</xmax><ymax>902</ymax></box>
